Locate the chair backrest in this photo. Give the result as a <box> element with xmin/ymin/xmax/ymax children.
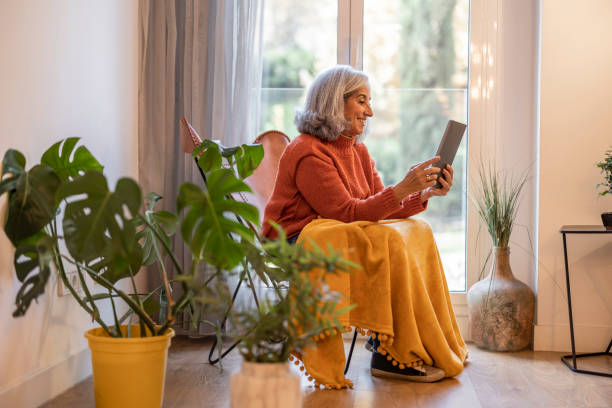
<box><xmin>242</xmin><ymin>130</ymin><xmax>290</xmax><ymax>221</ymax></box>
<box><xmin>179</xmin><ymin>117</ymin><xmax>289</xmax><ymax>229</ymax></box>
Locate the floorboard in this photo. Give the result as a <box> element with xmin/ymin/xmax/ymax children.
<box><xmin>42</xmin><ymin>336</ymin><xmax>612</xmax><ymax>408</ymax></box>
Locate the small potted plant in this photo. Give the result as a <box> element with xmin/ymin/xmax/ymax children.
<box><xmin>0</xmin><ymin>137</ymin><xmax>266</xmax><ymax>407</ymax></box>
<box><xmin>228</xmin><ymin>227</ymin><xmax>355</xmax><ymax>408</ymax></box>
<box><xmin>596</xmin><ymin>147</ymin><xmax>612</xmax><ymax>226</ymax></box>
<box><xmin>467</xmin><ymin>161</ymin><xmax>535</xmax><ymax>351</ymax></box>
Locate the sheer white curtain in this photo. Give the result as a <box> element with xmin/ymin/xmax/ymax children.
<box><xmin>139</xmin><ymin>0</ymin><xmax>264</xmax><ymax>334</ymax></box>
<box><xmin>210</xmin><ymin>1</ymin><xmax>265</xmax><ymax>146</ymax></box>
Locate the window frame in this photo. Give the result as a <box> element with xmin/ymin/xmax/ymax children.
<box><xmin>337</xmin><ymin>1</ymin><xmax>473</xmax><ymax>306</ymax></box>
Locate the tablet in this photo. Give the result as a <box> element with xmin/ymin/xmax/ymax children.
<box><xmin>433</xmin><ymin>120</ymin><xmax>466</xmax><ymax>188</ymax></box>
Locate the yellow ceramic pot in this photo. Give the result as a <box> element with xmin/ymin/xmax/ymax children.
<box><xmin>84</xmin><ymin>325</ymin><xmax>175</xmax><ymax>408</ymax></box>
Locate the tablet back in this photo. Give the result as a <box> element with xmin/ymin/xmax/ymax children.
<box><xmin>434</xmin><ymin>120</ymin><xmax>466</xmax><ymax>187</ymax></box>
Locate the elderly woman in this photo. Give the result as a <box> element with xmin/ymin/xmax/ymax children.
<box><xmin>263</xmin><ymin>65</ymin><xmax>467</xmax><ymax>387</ymax></box>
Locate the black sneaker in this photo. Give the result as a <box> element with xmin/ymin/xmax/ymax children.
<box><xmin>365</xmin><ymin>336</ymin><xmax>380</xmax><ymax>352</ymax></box>
<box><xmin>370</xmin><ymin>351</ymin><xmax>445</xmax><ymax>382</ymax></box>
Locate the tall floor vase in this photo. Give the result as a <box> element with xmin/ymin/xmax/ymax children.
<box><xmin>467</xmin><ymin>247</ymin><xmax>535</xmax><ymax>351</ymax></box>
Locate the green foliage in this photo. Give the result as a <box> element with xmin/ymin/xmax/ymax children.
<box><xmin>233</xmin><ymin>226</ymin><xmax>357</xmax><ymax>363</ymax></box>
<box><xmin>57</xmin><ymin>172</ymin><xmax>143</xmax><ymax>284</ymax></box>
<box><xmin>40</xmin><ymin>137</ymin><xmax>104</xmax><ymax>181</ymax></box>
<box><xmin>2</xmin><ymin>135</ymin><xmax>349</xmax><ymax>353</ymax></box>
<box><xmin>596</xmin><ymin>148</ymin><xmax>612</xmax><ymax>196</ymax></box>
<box><xmin>472</xmin><ymin>162</ymin><xmax>529</xmax><ymax>249</ymax></box>
<box><xmin>181</xmin><ymin>139</ymin><xmax>264</xmax><ymax>269</ymax></box>
<box><xmin>263</xmin><ymin>48</ymin><xmax>315</xmax><ymax>88</ymax></box>
<box><xmin>12</xmin><ymin>232</ymin><xmax>54</xmax><ymax>317</ymax></box>
<box><xmin>1</xmin><ymin>139</ymin><xmax>178</xmax><ymax>336</ymax></box>
<box><xmin>137</xmin><ymin>193</ymin><xmax>178</xmax><ymax>266</ymax></box>
<box><xmin>0</xmin><ymin>151</ymin><xmax>61</xmax><ymax>246</ymax></box>
<box><xmin>193</xmin><ymin>139</ymin><xmax>264</xmax><ymax>179</ymax></box>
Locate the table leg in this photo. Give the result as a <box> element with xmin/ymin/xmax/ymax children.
<box><xmin>562</xmin><ymin>232</ymin><xmax>577</xmax><ymax>369</ymax></box>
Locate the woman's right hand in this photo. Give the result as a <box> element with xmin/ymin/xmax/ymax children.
<box><xmin>393</xmin><ymin>156</ymin><xmax>441</xmax><ymax>202</ymax></box>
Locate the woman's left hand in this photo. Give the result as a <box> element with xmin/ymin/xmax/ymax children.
<box><xmin>421</xmin><ymin>164</ymin><xmax>454</xmax><ymax>202</ymax></box>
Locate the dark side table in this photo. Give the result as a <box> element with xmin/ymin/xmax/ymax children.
<box><xmin>560</xmin><ymin>225</ymin><xmax>612</xmax><ymax>377</ymax></box>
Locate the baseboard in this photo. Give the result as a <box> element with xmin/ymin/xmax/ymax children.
<box><xmin>534</xmin><ymin>323</ymin><xmax>612</xmax><ymax>352</ymax></box>
<box><xmin>0</xmin><ymin>348</ymin><xmax>91</xmax><ymax>408</ymax></box>
<box><xmin>454</xmin><ymin>304</ymin><xmax>469</xmax><ymax>341</ymax></box>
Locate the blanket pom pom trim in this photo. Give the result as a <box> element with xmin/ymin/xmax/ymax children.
<box><xmin>290</xmin><ymin>326</ymin><xmax>423</xmax><ymax>389</ymax></box>
<box><xmin>289</xmin><ymin>350</ymin><xmax>354</xmax><ymax>390</ymax></box>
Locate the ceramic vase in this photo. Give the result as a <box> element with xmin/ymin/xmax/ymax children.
<box><xmin>230</xmin><ymin>360</ymin><xmax>302</xmax><ymax>408</ymax></box>
<box><xmin>467</xmin><ymin>247</ymin><xmax>535</xmax><ymax>351</ymax></box>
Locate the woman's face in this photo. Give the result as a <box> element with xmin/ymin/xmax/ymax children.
<box><xmin>342</xmin><ymin>85</ymin><xmax>373</xmax><ymax>137</ymax></box>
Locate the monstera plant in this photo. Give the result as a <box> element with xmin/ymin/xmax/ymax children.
<box><xmin>1</xmin><ymin>136</ymin><xmax>353</xmax><ymax>407</ymax></box>
<box><xmin>0</xmin><ymin>137</ymin><xmax>268</xmax><ymax>337</ymax></box>
<box><xmin>0</xmin><ymin>137</ymin><xmax>271</xmax><ymax>406</ymax></box>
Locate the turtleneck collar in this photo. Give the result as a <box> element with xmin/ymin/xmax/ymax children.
<box><xmin>332</xmin><ymin>135</ymin><xmax>356</xmax><ymax>153</ymax></box>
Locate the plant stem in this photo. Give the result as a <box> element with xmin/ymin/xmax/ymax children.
<box><xmin>75</xmin><ymin>263</ymin><xmax>113</xmax><ymax>335</ymax></box>
<box><xmin>48</xmin><ymin>223</ymin><xmax>115</xmax><ymax>337</ymax></box>
<box><xmin>243</xmin><ymin>260</ymin><xmax>260</xmax><ymax>308</ymax></box>
<box><xmin>108</xmin><ymin>288</ymin><xmax>122</xmax><ymax>337</ymax></box>
<box><xmin>62</xmin><ymin>256</ymin><xmax>157</xmax><ymax>335</ymax></box>
<box><xmin>145</xmin><ymin>213</ymin><xmax>176</xmax><ymax>315</ymax></box>
<box><xmin>157</xmin><ymin>293</ymin><xmax>192</xmax><ymax>335</ymax></box>
<box><xmin>127</xmin><ymin>267</ymin><xmax>147</xmax><ymax>337</ymax></box>
<box><xmin>116</xmin><ymin>281</ymin><xmax>178</xmax><ymax>325</ymax></box>
<box><xmin>141</xmin><ymin>217</ymin><xmax>184</xmax><ymax>276</ymax></box>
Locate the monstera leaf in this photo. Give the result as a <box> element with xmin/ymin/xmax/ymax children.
<box><xmin>234</xmin><ymin>144</ymin><xmax>264</xmax><ymax>179</ymax></box>
<box><xmin>194</xmin><ymin>141</ymin><xmax>223</xmax><ymax>173</ymax></box>
<box><xmin>41</xmin><ymin>137</ymin><xmax>103</xmax><ymax>181</ymax></box>
<box><xmin>12</xmin><ymin>232</ymin><xmax>55</xmax><ymax>317</ymax></box>
<box><xmin>178</xmin><ymin>168</ymin><xmax>259</xmax><ymax>269</ymax></box>
<box><xmin>136</xmin><ymin>193</ymin><xmax>178</xmax><ymax>266</ymax></box>
<box><xmin>194</xmin><ymin>140</ymin><xmax>264</xmax><ymax>179</ymax></box>
<box><xmin>0</xmin><ymin>150</ymin><xmax>60</xmax><ymax>246</ymax></box>
<box><xmin>56</xmin><ymin>171</ymin><xmax>143</xmax><ymax>284</ymax></box>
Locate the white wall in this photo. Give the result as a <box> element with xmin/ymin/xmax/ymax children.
<box><xmin>535</xmin><ymin>0</ymin><xmax>612</xmax><ymax>352</ymax></box>
<box><xmin>496</xmin><ymin>0</ymin><xmax>539</xmax><ymax>295</ymax></box>
<box><xmin>465</xmin><ymin>0</ymin><xmax>539</xmax><ymax>338</ymax></box>
<box><xmin>0</xmin><ymin>1</ymin><xmax>138</xmax><ymax>406</ymax></box>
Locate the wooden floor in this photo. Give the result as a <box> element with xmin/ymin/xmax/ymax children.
<box><xmin>43</xmin><ymin>336</ymin><xmax>612</xmax><ymax>408</ymax></box>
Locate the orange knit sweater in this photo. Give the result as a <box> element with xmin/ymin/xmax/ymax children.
<box><xmin>262</xmin><ymin>133</ymin><xmax>428</xmax><ymax>239</ymax></box>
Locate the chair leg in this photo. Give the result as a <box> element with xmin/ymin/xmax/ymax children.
<box><xmin>344</xmin><ymin>329</ymin><xmax>358</xmax><ymax>374</ymax></box>
<box><xmin>208</xmin><ymin>276</ymin><xmax>244</xmax><ymax>365</ymax></box>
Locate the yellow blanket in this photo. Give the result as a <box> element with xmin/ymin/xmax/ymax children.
<box><xmin>291</xmin><ymin>218</ymin><xmax>468</xmax><ymax>389</ymax></box>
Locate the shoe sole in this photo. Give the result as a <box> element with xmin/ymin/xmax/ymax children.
<box><xmin>370</xmin><ymin>367</ymin><xmax>445</xmax><ymax>383</ymax></box>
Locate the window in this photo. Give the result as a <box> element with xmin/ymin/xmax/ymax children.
<box><xmin>362</xmin><ymin>0</ymin><xmax>469</xmax><ymax>291</ymax></box>
<box><xmin>260</xmin><ymin>0</ymin><xmax>470</xmax><ymax>292</ymax></box>
<box><xmin>259</xmin><ymin>0</ymin><xmax>337</xmax><ymax>134</ymax></box>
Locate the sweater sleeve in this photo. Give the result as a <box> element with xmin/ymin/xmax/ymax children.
<box><xmin>295</xmin><ymin>154</ymin><xmax>403</xmax><ymax>223</ymax></box>
<box><xmin>369</xmin><ymin>158</ymin><xmax>428</xmax><ymax>219</ymax></box>
<box><xmin>387</xmin><ymin>191</ymin><xmax>428</xmax><ymax>218</ymax></box>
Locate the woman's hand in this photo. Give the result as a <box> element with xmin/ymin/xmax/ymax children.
<box><xmin>393</xmin><ymin>157</ymin><xmax>441</xmax><ymax>202</ymax></box>
<box><xmin>421</xmin><ymin>164</ymin><xmax>454</xmax><ymax>202</ymax></box>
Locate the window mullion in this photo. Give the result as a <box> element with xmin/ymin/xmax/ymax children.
<box><xmin>349</xmin><ymin>0</ymin><xmax>364</xmax><ymax>69</ymax></box>
<box><xmin>337</xmin><ymin>0</ymin><xmax>351</xmax><ymax>65</ymax></box>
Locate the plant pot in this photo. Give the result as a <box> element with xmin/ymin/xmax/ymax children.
<box><xmin>84</xmin><ymin>325</ymin><xmax>175</xmax><ymax>408</ymax></box>
<box><xmin>602</xmin><ymin>212</ymin><xmax>612</xmax><ymax>227</ymax></box>
<box><xmin>230</xmin><ymin>360</ymin><xmax>302</xmax><ymax>408</ymax></box>
<box><xmin>467</xmin><ymin>247</ymin><xmax>535</xmax><ymax>351</ymax></box>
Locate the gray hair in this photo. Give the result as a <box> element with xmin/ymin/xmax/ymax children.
<box><xmin>295</xmin><ymin>65</ymin><xmax>370</xmax><ymax>142</ymax></box>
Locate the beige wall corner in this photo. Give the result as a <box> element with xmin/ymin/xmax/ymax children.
<box><xmin>536</xmin><ymin>0</ymin><xmax>612</xmax><ymax>351</ymax></box>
